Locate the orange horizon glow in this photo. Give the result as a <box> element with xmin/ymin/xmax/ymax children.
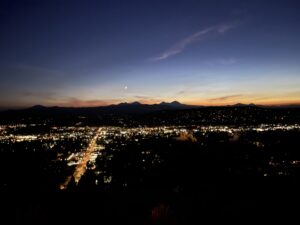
<box><xmin>2</xmin><ymin>97</ymin><xmax>300</xmax><ymax>109</ymax></box>
<box><xmin>41</xmin><ymin>99</ymin><xmax>300</xmax><ymax>108</ymax></box>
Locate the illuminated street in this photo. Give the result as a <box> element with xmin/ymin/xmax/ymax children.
<box><xmin>60</xmin><ymin>127</ymin><xmax>104</xmax><ymax>189</ymax></box>
<box><xmin>73</xmin><ymin>128</ymin><xmax>103</xmax><ymax>184</ymax></box>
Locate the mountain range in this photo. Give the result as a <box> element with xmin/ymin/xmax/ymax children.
<box><xmin>2</xmin><ymin>101</ymin><xmax>300</xmax><ymax>117</ymax></box>
<box><xmin>1</xmin><ymin>101</ymin><xmax>300</xmax><ymax>126</ymax></box>
<box><xmin>24</xmin><ymin>101</ymin><xmax>196</xmax><ymax>114</ymax></box>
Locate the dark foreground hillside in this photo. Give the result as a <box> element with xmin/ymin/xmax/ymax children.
<box><xmin>1</xmin><ymin>129</ymin><xmax>300</xmax><ymax>224</ymax></box>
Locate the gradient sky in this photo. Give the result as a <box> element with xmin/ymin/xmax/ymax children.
<box><xmin>1</xmin><ymin>0</ymin><xmax>300</xmax><ymax>108</ymax></box>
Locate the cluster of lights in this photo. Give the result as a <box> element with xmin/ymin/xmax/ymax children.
<box><xmin>1</xmin><ymin>123</ymin><xmax>300</xmax><ymax>189</ymax></box>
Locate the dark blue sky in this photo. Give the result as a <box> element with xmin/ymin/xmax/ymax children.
<box><xmin>1</xmin><ymin>0</ymin><xmax>300</xmax><ymax>108</ymax></box>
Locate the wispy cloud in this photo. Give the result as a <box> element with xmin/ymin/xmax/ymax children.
<box><xmin>21</xmin><ymin>91</ymin><xmax>57</xmax><ymax>100</ymax></box>
<box><xmin>150</xmin><ymin>23</ymin><xmax>237</xmax><ymax>61</ymax></box>
<box><xmin>133</xmin><ymin>95</ymin><xmax>164</xmax><ymax>104</ymax></box>
<box><xmin>177</xmin><ymin>90</ymin><xmax>187</xmax><ymax>95</ymax></box>
<box><xmin>56</xmin><ymin>98</ymin><xmax>121</xmax><ymax>107</ymax></box>
<box><xmin>134</xmin><ymin>95</ymin><xmax>151</xmax><ymax>99</ymax></box>
<box><xmin>204</xmin><ymin>57</ymin><xmax>238</xmax><ymax>66</ymax></box>
<box><xmin>209</xmin><ymin>94</ymin><xmax>243</xmax><ymax>101</ymax></box>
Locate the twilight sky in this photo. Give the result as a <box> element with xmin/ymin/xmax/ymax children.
<box><xmin>0</xmin><ymin>0</ymin><xmax>300</xmax><ymax>108</ymax></box>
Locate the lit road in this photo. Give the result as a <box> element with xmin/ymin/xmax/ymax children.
<box><xmin>60</xmin><ymin>127</ymin><xmax>103</xmax><ymax>190</ymax></box>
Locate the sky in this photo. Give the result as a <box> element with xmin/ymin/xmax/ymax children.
<box><xmin>0</xmin><ymin>0</ymin><xmax>300</xmax><ymax>108</ymax></box>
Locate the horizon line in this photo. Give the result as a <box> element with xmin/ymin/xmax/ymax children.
<box><xmin>2</xmin><ymin>100</ymin><xmax>300</xmax><ymax>111</ymax></box>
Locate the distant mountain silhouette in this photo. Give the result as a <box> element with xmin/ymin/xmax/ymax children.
<box><xmin>29</xmin><ymin>105</ymin><xmax>48</xmax><ymax>110</ymax></box>
<box><xmin>159</xmin><ymin>101</ymin><xmax>188</xmax><ymax>108</ymax></box>
<box><xmin>17</xmin><ymin>101</ymin><xmax>198</xmax><ymax>115</ymax></box>
<box><xmin>130</xmin><ymin>101</ymin><xmax>142</xmax><ymax>105</ymax></box>
<box><xmin>232</xmin><ymin>103</ymin><xmax>258</xmax><ymax>107</ymax></box>
<box><xmin>1</xmin><ymin>101</ymin><xmax>300</xmax><ymax>126</ymax></box>
<box><xmin>2</xmin><ymin>102</ymin><xmax>300</xmax><ymax>123</ymax></box>
<box><xmin>104</xmin><ymin>101</ymin><xmax>197</xmax><ymax>113</ymax></box>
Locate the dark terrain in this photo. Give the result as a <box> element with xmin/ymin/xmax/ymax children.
<box><xmin>1</xmin><ymin>105</ymin><xmax>300</xmax><ymax>224</ymax></box>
